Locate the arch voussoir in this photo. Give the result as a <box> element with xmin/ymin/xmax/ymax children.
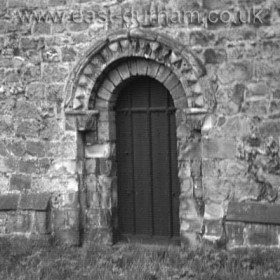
<box><xmin>64</xmin><ymin>29</ymin><xmax>208</xmax><ymax>113</ymax></box>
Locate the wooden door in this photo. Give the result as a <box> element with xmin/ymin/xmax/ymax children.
<box><xmin>116</xmin><ymin>77</ymin><xmax>180</xmax><ymax>243</ymax></box>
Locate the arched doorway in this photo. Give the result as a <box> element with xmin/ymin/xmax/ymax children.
<box><xmin>116</xmin><ymin>76</ymin><xmax>180</xmax><ymax>243</ymax></box>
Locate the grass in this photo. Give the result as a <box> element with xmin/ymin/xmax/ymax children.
<box><xmin>1</xmin><ymin>238</ymin><xmax>280</xmax><ymax>280</ymax></box>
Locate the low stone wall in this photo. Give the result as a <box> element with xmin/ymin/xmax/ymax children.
<box><xmin>0</xmin><ymin>192</ymin><xmax>80</xmax><ymax>245</ymax></box>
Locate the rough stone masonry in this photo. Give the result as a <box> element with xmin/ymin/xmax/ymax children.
<box><xmin>0</xmin><ymin>0</ymin><xmax>280</xmax><ymax>249</ymax></box>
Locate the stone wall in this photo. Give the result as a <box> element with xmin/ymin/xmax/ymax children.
<box><xmin>0</xmin><ymin>0</ymin><xmax>280</xmax><ymax>248</ymax></box>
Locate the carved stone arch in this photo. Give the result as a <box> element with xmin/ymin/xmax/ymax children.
<box><xmin>64</xmin><ymin>29</ymin><xmax>213</xmax><ymax>247</ymax></box>
<box><xmin>64</xmin><ymin>29</ymin><xmax>208</xmax><ymax>113</ymax></box>
<box><xmin>90</xmin><ymin>57</ymin><xmax>187</xmax><ymax>111</ymax></box>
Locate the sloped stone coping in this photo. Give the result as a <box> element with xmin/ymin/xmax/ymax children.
<box><xmin>226</xmin><ymin>201</ymin><xmax>280</xmax><ymax>225</ymax></box>
<box><xmin>0</xmin><ymin>193</ymin><xmax>51</xmax><ymax>211</ymax></box>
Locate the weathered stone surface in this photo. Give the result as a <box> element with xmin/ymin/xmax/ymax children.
<box><xmin>180</xmin><ymin>198</ymin><xmax>200</xmax><ymax>219</ymax></box>
<box><xmin>51</xmin><ymin>192</ymin><xmax>79</xmax><ymax>209</ymax></box>
<box><xmin>19</xmin><ymin>159</ymin><xmax>37</xmax><ymax>174</ymax></box>
<box><xmin>7</xmin><ymin>141</ymin><xmax>25</xmax><ymax>157</ymax></box>
<box><xmin>204</xmin><ymin>202</ymin><xmax>224</xmax><ymax>220</ymax></box>
<box><xmin>85</xmin><ymin>144</ymin><xmax>112</xmax><ymax>158</ymax></box>
<box><xmin>204</xmin><ymin>219</ymin><xmax>223</xmax><ymax>240</ymax></box>
<box><xmin>62</xmin><ymin>47</ymin><xmax>76</xmax><ymax>62</ymax></box>
<box><xmin>16</xmin><ymin>120</ymin><xmax>40</xmax><ymax>138</ymax></box>
<box><xmin>26</xmin><ymin>141</ymin><xmax>45</xmax><ymax>157</ymax></box>
<box><xmin>227</xmin><ymin>201</ymin><xmax>280</xmax><ymax>225</ymax></box>
<box><xmin>246</xmin><ymin>224</ymin><xmax>278</xmax><ymax>246</ymax></box>
<box><xmin>203</xmin><ymin>178</ymin><xmax>233</xmax><ymax>202</ymax></box>
<box><xmin>34</xmin><ymin>212</ymin><xmax>49</xmax><ymax>234</ymax></box>
<box><xmin>202</xmin><ymin>138</ymin><xmax>236</xmax><ymax>159</ymax></box>
<box><xmin>49</xmin><ymin>159</ymin><xmax>76</xmax><ymax>176</ymax></box>
<box><xmin>204</xmin><ymin>49</ymin><xmax>227</xmax><ymax>64</ymax></box>
<box><xmin>0</xmin><ymin>194</ymin><xmax>19</xmax><ymax>210</ymax></box>
<box><xmin>259</xmin><ymin>121</ymin><xmax>280</xmax><ymax>137</ymax></box>
<box><xmin>10</xmin><ymin>174</ymin><xmax>31</xmax><ymax>191</ymax></box>
<box><xmin>179</xmin><ymin>141</ymin><xmax>201</xmax><ymax>160</ymax></box>
<box><xmin>15</xmin><ymin>101</ymin><xmax>41</xmax><ymax>120</ymax></box>
<box><xmin>19</xmin><ymin>193</ymin><xmax>51</xmax><ymax>210</ymax></box>
<box><xmin>85</xmin><ymin>159</ymin><xmax>97</xmax><ymax>175</ymax></box>
<box><xmin>6</xmin><ymin>212</ymin><xmax>31</xmax><ymax>233</ymax></box>
<box><xmin>217</xmin><ymin>62</ymin><xmax>252</xmax><ymax>84</ymax></box>
<box><xmin>226</xmin><ymin>222</ymin><xmax>245</xmax><ymax>248</ymax></box>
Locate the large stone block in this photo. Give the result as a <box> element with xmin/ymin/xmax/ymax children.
<box><xmin>85</xmin><ymin>159</ymin><xmax>97</xmax><ymax>174</ymax></box>
<box><xmin>6</xmin><ymin>212</ymin><xmax>32</xmax><ymax>233</ymax></box>
<box><xmin>204</xmin><ymin>48</ymin><xmax>227</xmax><ymax>64</ymax></box>
<box><xmin>10</xmin><ymin>174</ymin><xmax>31</xmax><ymax>191</ymax></box>
<box><xmin>203</xmin><ymin>178</ymin><xmax>233</xmax><ymax>202</ymax></box>
<box><xmin>259</xmin><ymin>121</ymin><xmax>280</xmax><ymax>137</ymax></box>
<box><xmin>221</xmin><ymin>116</ymin><xmax>251</xmax><ymax>137</ymax></box>
<box><xmin>19</xmin><ymin>193</ymin><xmax>51</xmax><ymax>210</ymax></box>
<box><xmin>42</xmin><ymin>64</ymin><xmax>68</xmax><ymax>83</ymax></box>
<box><xmin>34</xmin><ymin>211</ymin><xmax>49</xmax><ymax>234</ymax></box>
<box><xmin>246</xmin><ymin>224</ymin><xmax>278</xmax><ymax>246</ymax></box>
<box><xmin>180</xmin><ymin>231</ymin><xmax>200</xmax><ymax>249</ymax></box>
<box><xmin>99</xmin><ymin>159</ymin><xmax>116</xmax><ymax>176</ymax></box>
<box><xmin>232</xmin><ymin>178</ymin><xmax>259</xmax><ymax>201</ymax></box>
<box><xmin>179</xmin><ymin>141</ymin><xmax>202</xmax><ymax>160</ymax></box>
<box><xmin>0</xmin><ymin>158</ymin><xmax>16</xmax><ymax>173</ymax></box>
<box><xmin>98</xmin><ymin>121</ymin><xmax>116</xmax><ymax>142</ymax></box>
<box><xmin>204</xmin><ymin>219</ymin><xmax>223</xmax><ymax>240</ymax></box>
<box><xmin>217</xmin><ymin>62</ymin><xmax>252</xmax><ymax>84</ymax></box>
<box><xmin>51</xmin><ymin>192</ymin><xmax>79</xmax><ymax>209</ymax></box>
<box><xmin>180</xmin><ymin>178</ymin><xmax>193</xmax><ymax>197</ymax></box>
<box><xmin>86</xmin><ymin>208</ymin><xmax>111</xmax><ymax>228</ymax></box>
<box><xmin>52</xmin><ymin>209</ymin><xmax>79</xmax><ymax>230</ymax></box>
<box><xmin>49</xmin><ymin>159</ymin><xmax>76</xmax><ymax>176</ymax></box>
<box><xmin>218</xmin><ymin>159</ymin><xmax>247</xmax><ymax>177</ymax></box>
<box><xmin>226</xmin><ymin>222</ymin><xmax>245</xmax><ymax>248</ymax></box>
<box><xmin>178</xmin><ymin>161</ymin><xmax>191</xmax><ymax>179</ymax></box>
<box><xmin>226</xmin><ymin>201</ymin><xmax>280</xmax><ymax>225</ymax></box>
<box><xmin>7</xmin><ymin>141</ymin><xmax>25</xmax><ymax>157</ymax></box>
<box><xmin>181</xmin><ymin>218</ymin><xmax>203</xmax><ymax>233</ymax></box>
<box><xmin>19</xmin><ymin>159</ymin><xmax>37</xmax><ymax>174</ymax></box>
<box><xmin>0</xmin><ymin>141</ymin><xmax>8</xmax><ymax>157</ymax></box>
<box><xmin>62</xmin><ymin>46</ymin><xmax>76</xmax><ymax>62</ymax></box>
<box><xmin>16</xmin><ymin>120</ymin><xmax>40</xmax><ymax>138</ymax></box>
<box><xmin>26</xmin><ymin>141</ymin><xmax>45</xmax><ymax>157</ymax></box>
<box><xmin>241</xmin><ymin>100</ymin><xmax>268</xmax><ymax>116</ymax></box>
<box><xmin>180</xmin><ymin>197</ymin><xmax>200</xmax><ymax>219</ymax></box>
<box><xmin>202</xmin><ymin>138</ymin><xmax>236</xmax><ymax>159</ymax></box>
<box><xmin>202</xmin><ymin>160</ymin><xmax>219</xmax><ymax>177</ymax></box>
<box><xmin>53</xmin><ymin>229</ymin><xmax>80</xmax><ymax>245</ymax></box>
<box><xmin>85</xmin><ymin>144</ymin><xmax>112</xmax><ymax>158</ymax></box>
<box><xmin>204</xmin><ymin>201</ymin><xmax>224</xmax><ymax>220</ymax></box>
<box><xmin>84</xmin><ymin>227</ymin><xmax>112</xmax><ymax>246</ymax></box>
<box><xmin>0</xmin><ymin>194</ymin><xmax>19</xmax><ymax>210</ymax></box>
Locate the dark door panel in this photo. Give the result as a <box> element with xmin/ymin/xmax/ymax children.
<box><xmin>116</xmin><ymin>77</ymin><xmax>180</xmax><ymax>242</ymax></box>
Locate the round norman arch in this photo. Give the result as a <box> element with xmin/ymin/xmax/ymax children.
<box><xmin>64</xmin><ymin>29</ymin><xmax>206</xmax><ymax>112</ymax></box>
<box><xmin>64</xmin><ymin>29</ymin><xmax>211</xmax><ymax>247</ymax></box>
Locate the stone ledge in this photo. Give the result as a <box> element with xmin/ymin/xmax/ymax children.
<box><xmin>226</xmin><ymin>201</ymin><xmax>280</xmax><ymax>225</ymax></box>
<box><xmin>0</xmin><ymin>193</ymin><xmax>52</xmax><ymax>211</ymax></box>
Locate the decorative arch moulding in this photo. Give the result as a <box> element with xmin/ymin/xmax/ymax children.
<box><xmin>64</xmin><ymin>28</ymin><xmax>210</xmax><ymax>114</ymax></box>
